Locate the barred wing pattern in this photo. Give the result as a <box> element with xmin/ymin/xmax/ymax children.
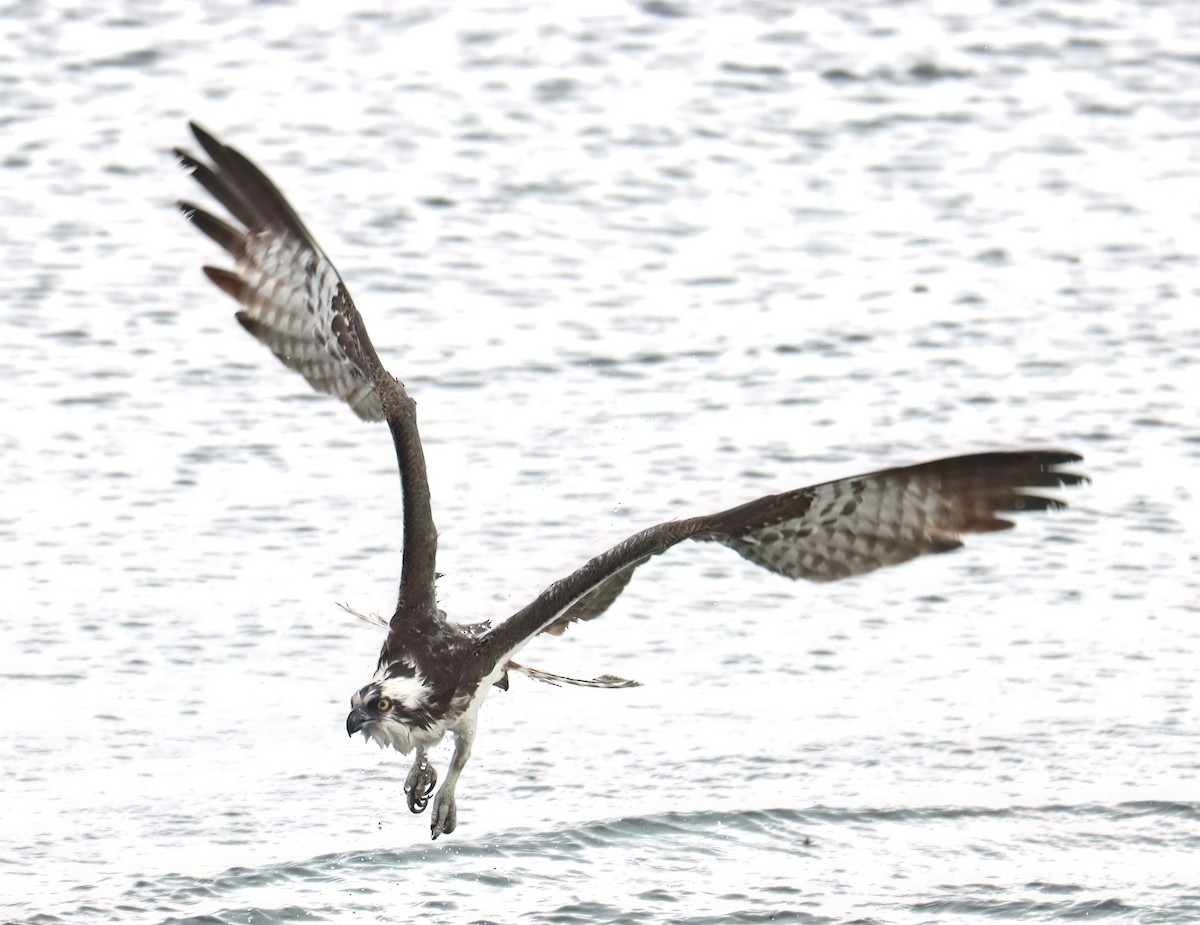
<box><xmin>175</xmin><ymin>123</ymin><xmax>384</xmax><ymax>421</ymax></box>
<box><xmin>479</xmin><ymin>451</ymin><xmax>1085</xmax><ymax>662</ymax></box>
<box><xmin>710</xmin><ymin>450</ymin><xmax>1076</xmax><ymax>582</ymax></box>
<box><xmin>177</xmin><ymin>122</ymin><xmax>441</xmax><ymax>624</ymax></box>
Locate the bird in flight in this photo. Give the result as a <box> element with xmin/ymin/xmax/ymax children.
<box><xmin>175</xmin><ymin>122</ymin><xmax>1086</xmax><ymax>839</ymax></box>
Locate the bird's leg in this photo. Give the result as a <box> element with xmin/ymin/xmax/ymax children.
<box><xmin>404</xmin><ymin>747</ymin><xmax>437</xmax><ymax>814</ymax></box>
<box><xmin>430</xmin><ymin>724</ymin><xmax>474</xmax><ymax>839</ymax></box>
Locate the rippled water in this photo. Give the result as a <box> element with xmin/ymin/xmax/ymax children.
<box><xmin>2</xmin><ymin>1</ymin><xmax>1198</xmax><ymax>923</ymax></box>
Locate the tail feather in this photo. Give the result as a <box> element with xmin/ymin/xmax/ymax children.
<box><xmin>505</xmin><ymin>660</ymin><xmax>641</xmax><ymax>689</ymax></box>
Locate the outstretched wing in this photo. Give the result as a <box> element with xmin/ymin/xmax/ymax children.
<box><xmin>176</xmin><ymin>122</ymin><xmax>441</xmax><ymax>623</ymax></box>
<box><xmin>176</xmin><ymin>123</ymin><xmax>386</xmax><ymax>421</ymax></box>
<box><xmin>475</xmin><ymin>451</ymin><xmax>1086</xmax><ymax>665</ymax></box>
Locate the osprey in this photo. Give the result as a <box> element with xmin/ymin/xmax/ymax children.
<box><xmin>175</xmin><ymin>123</ymin><xmax>1086</xmax><ymax>839</ymax></box>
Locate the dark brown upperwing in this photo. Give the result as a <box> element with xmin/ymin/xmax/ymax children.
<box><xmin>473</xmin><ymin>450</ymin><xmax>1085</xmax><ymax>669</ymax></box>
<box><xmin>540</xmin><ymin>558</ymin><xmax>647</xmax><ymax>635</ymax></box>
<box><xmin>176</xmin><ymin>122</ymin><xmax>440</xmax><ymax>623</ymax></box>
<box><xmin>474</xmin><ymin>519</ymin><xmax>707</xmax><ymax>670</ymax></box>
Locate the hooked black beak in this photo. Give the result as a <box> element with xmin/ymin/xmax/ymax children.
<box><xmin>346</xmin><ymin>707</ymin><xmax>370</xmax><ymax>736</ymax></box>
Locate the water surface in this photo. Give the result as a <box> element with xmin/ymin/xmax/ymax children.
<box><xmin>1</xmin><ymin>1</ymin><xmax>1198</xmax><ymax>922</ymax></box>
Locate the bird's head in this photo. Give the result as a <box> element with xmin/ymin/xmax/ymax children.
<box><xmin>345</xmin><ymin>669</ymin><xmax>434</xmax><ymax>755</ymax></box>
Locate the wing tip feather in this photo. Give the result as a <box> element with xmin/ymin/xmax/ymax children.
<box><xmin>188</xmin><ymin>121</ymin><xmax>224</xmax><ymax>160</ymax></box>
<box><xmin>173</xmin><ymin>149</ymin><xmax>197</xmax><ymax>172</ymax></box>
<box><xmin>181</xmin><ymin>202</ymin><xmax>244</xmax><ymax>254</ymax></box>
<box><xmin>202</xmin><ymin>265</ymin><xmax>248</xmax><ymax>302</ymax></box>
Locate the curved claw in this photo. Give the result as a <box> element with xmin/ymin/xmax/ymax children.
<box><xmin>405</xmin><ymin>763</ymin><xmax>437</xmax><ymax>814</ymax></box>
<box><xmin>430</xmin><ymin>791</ymin><xmax>457</xmax><ymax>840</ymax></box>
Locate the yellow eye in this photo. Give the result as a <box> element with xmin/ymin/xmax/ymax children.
<box><xmin>376</xmin><ymin>697</ymin><xmax>392</xmax><ymax>712</ymax></box>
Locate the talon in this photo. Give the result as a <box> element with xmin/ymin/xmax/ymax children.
<box><xmin>430</xmin><ymin>795</ymin><xmax>457</xmax><ymax>840</ymax></box>
<box><xmin>405</xmin><ymin>763</ymin><xmax>437</xmax><ymax>814</ymax></box>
